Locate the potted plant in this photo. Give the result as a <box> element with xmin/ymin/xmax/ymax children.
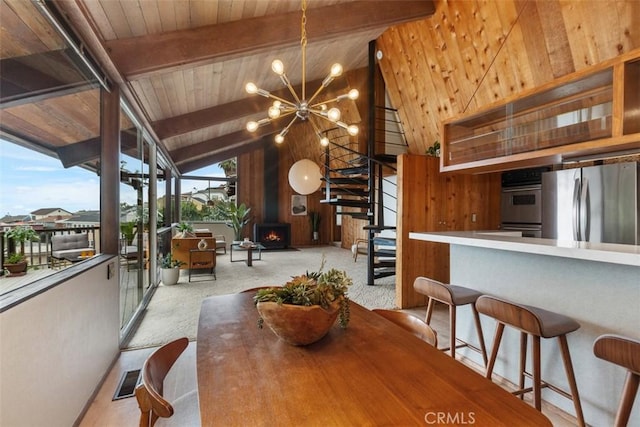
<box><xmin>215</xmin><ymin>201</ymin><xmax>251</xmax><ymax>242</ymax></box>
<box><xmin>160</xmin><ymin>253</ymin><xmax>185</xmax><ymax>286</ymax></box>
<box><xmin>4</xmin><ymin>226</ymin><xmax>40</xmax><ymax>276</ymax></box>
<box><xmin>309</xmin><ymin>212</ymin><xmax>320</xmax><ymax>241</ymax></box>
<box><xmin>175</xmin><ymin>221</ymin><xmax>194</xmax><ymax>238</ymax></box>
<box><xmin>253</xmin><ymin>258</ymin><xmax>352</xmax><ymax>346</ymax></box>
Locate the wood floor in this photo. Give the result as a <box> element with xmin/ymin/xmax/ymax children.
<box><xmin>79</xmin><ymin>304</ymin><xmax>579</xmax><ymax>426</ymax></box>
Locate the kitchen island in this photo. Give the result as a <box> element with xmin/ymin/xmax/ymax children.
<box><xmin>409</xmin><ymin>231</ymin><xmax>640</xmax><ymax>427</ymax></box>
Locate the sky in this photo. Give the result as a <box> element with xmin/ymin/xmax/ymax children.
<box><xmin>0</xmin><ymin>139</ymin><xmax>225</xmax><ymax>217</ymax></box>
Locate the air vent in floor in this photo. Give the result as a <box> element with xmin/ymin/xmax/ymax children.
<box><xmin>113</xmin><ymin>369</ymin><xmax>140</xmax><ymax>400</ymax></box>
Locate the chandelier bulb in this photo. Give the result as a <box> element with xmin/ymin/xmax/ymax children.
<box><xmin>348</xmin><ymin>89</ymin><xmax>359</xmax><ymax>100</ymax></box>
<box><xmin>347</xmin><ymin>125</ymin><xmax>359</xmax><ymax>136</ymax></box>
<box><xmin>272</xmin><ymin>60</ymin><xmax>284</xmax><ymax>76</ymax></box>
<box><xmin>245</xmin><ymin>82</ymin><xmax>258</xmax><ymax>94</ymax></box>
<box><xmin>330</xmin><ymin>63</ymin><xmax>343</xmax><ymax>77</ymax></box>
<box><xmin>275</xmin><ymin>134</ymin><xmax>284</xmax><ymax>144</ymax></box>
<box><xmin>247</xmin><ymin>121</ymin><xmax>259</xmax><ymax>132</ymax></box>
<box><xmin>320</xmin><ymin>136</ymin><xmax>329</xmax><ymax>147</ymax></box>
<box><xmin>327</xmin><ymin>108</ymin><xmax>341</xmax><ymax>122</ymax></box>
<box><xmin>268</xmin><ymin>106</ymin><xmax>281</xmax><ymax>119</ymax></box>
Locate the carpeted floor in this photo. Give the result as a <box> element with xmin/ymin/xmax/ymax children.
<box><xmin>124</xmin><ymin>245</ymin><xmax>396</xmax><ymax>349</ymax></box>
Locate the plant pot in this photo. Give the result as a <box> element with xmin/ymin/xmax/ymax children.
<box><xmin>161</xmin><ymin>268</ymin><xmax>180</xmax><ymax>286</ymax></box>
<box><xmin>312</xmin><ymin>231</ymin><xmax>319</xmax><ymax>241</ymax></box>
<box><xmin>4</xmin><ymin>260</ymin><xmax>27</xmax><ymax>276</ymax></box>
<box><xmin>256</xmin><ymin>300</ymin><xmax>341</xmax><ymax>346</ymax></box>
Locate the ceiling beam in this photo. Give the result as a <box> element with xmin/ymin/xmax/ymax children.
<box><xmin>178</xmin><ymin>138</ymin><xmax>268</xmax><ymax>175</ymax></box>
<box><xmin>0</xmin><ymin>50</ymin><xmax>97</xmax><ymax>108</ymax></box>
<box><xmin>56</xmin><ymin>129</ymin><xmax>138</xmax><ymax>168</ymax></box>
<box><xmin>152</xmin><ymin>78</ymin><xmax>347</xmax><ymax>139</ymax></box>
<box><xmin>171</xmin><ymin>124</ymin><xmax>279</xmax><ymax>164</ymax></box>
<box><xmin>105</xmin><ymin>1</ymin><xmax>435</xmax><ymax>79</ymax></box>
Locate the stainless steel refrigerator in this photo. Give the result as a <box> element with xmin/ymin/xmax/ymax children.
<box><xmin>541</xmin><ymin>162</ymin><xmax>639</xmax><ymax>245</ymax></box>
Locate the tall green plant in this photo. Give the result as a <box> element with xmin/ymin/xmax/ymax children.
<box><xmin>6</xmin><ymin>225</ymin><xmax>39</xmax><ymax>260</ymax></box>
<box><xmin>215</xmin><ymin>201</ymin><xmax>251</xmax><ymax>241</ymax></box>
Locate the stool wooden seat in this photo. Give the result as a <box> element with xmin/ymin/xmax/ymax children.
<box><xmin>593</xmin><ymin>334</ymin><xmax>640</xmax><ymax>427</ymax></box>
<box><xmin>413</xmin><ymin>277</ymin><xmax>488</xmax><ymax>366</ymax></box>
<box><xmin>476</xmin><ymin>295</ymin><xmax>585</xmax><ymax>427</ymax></box>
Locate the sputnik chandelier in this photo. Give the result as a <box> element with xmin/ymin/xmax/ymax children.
<box><xmin>245</xmin><ymin>0</ymin><xmax>359</xmax><ymax>146</ymax></box>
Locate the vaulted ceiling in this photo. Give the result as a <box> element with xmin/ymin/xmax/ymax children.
<box><xmin>0</xmin><ymin>0</ymin><xmax>435</xmax><ymax>175</ymax></box>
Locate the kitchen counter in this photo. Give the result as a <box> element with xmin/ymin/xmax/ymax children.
<box><xmin>409</xmin><ymin>231</ymin><xmax>640</xmax><ymax>266</ymax></box>
<box><xmin>409</xmin><ymin>230</ymin><xmax>640</xmax><ymax>426</ymax></box>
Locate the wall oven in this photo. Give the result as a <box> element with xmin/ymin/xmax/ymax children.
<box><xmin>500</xmin><ymin>168</ymin><xmax>547</xmax><ymax>238</ymax></box>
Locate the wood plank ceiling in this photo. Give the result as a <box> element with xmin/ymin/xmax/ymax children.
<box><xmin>0</xmin><ymin>0</ymin><xmax>435</xmax><ymax>175</ymax></box>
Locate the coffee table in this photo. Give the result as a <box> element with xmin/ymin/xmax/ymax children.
<box><xmin>230</xmin><ymin>243</ymin><xmax>265</xmax><ymax>266</ymax></box>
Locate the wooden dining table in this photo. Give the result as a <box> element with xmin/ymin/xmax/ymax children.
<box><xmin>197</xmin><ymin>293</ymin><xmax>552</xmax><ymax>426</ymax></box>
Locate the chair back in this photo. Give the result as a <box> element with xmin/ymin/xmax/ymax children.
<box><xmin>594</xmin><ymin>334</ymin><xmax>640</xmax><ymax>375</ymax></box>
<box><xmin>373</xmin><ymin>309</ymin><xmax>437</xmax><ymax>347</ymax></box>
<box><xmin>136</xmin><ymin>337</ymin><xmax>189</xmax><ymax>427</ymax></box>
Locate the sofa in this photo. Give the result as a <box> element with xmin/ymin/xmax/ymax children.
<box><xmin>171</xmin><ymin>237</ymin><xmax>216</xmax><ymax>271</ymax></box>
<box><xmin>50</xmin><ymin>234</ymin><xmax>94</xmax><ymax>268</ymax></box>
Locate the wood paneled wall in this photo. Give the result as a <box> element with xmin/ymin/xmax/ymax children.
<box><xmin>376</xmin><ymin>0</ymin><xmax>640</xmax><ymax>158</ymax></box>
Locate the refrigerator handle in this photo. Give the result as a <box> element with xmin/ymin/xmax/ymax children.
<box><xmin>572</xmin><ymin>178</ymin><xmax>581</xmax><ymax>240</ymax></box>
<box><xmin>581</xmin><ymin>178</ymin><xmax>590</xmax><ymax>241</ymax></box>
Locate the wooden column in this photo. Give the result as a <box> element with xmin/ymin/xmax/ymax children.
<box><xmin>100</xmin><ymin>87</ymin><xmax>120</xmax><ymax>255</ymax></box>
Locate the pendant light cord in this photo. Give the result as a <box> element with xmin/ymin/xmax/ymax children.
<box><xmin>301</xmin><ymin>0</ymin><xmax>307</xmax><ymax>100</ymax></box>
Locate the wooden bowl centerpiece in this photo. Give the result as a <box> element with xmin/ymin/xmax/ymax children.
<box><xmin>254</xmin><ymin>261</ymin><xmax>352</xmax><ymax>346</ymax></box>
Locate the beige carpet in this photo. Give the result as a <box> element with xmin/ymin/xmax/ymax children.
<box><xmin>124</xmin><ymin>245</ymin><xmax>396</xmax><ymax>349</ymax></box>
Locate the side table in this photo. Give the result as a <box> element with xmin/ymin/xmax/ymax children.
<box><xmin>189</xmin><ymin>249</ymin><xmax>216</xmax><ymax>281</ymax></box>
<box><xmin>230</xmin><ymin>243</ymin><xmax>265</xmax><ymax>266</ymax></box>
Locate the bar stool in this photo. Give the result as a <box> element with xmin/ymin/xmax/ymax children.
<box><xmin>413</xmin><ymin>277</ymin><xmax>488</xmax><ymax>366</ymax></box>
<box><xmin>593</xmin><ymin>334</ymin><xmax>640</xmax><ymax>427</ymax></box>
<box><xmin>476</xmin><ymin>295</ymin><xmax>585</xmax><ymax>427</ymax></box>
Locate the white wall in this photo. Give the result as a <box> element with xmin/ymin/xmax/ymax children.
<box><xmin>448</xmin><ymin>245</ymin><xmax>640</xmax><ymax>427</ymax></box>
<box><xmin>0</xmin><ymin>256</ymin><xmax>120</xmax><ymax>426</ymax></box>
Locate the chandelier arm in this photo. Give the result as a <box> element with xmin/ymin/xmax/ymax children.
<box><xmin>306</xmin><ymin>84</ymin><xmax>329</xmax><ymax>106</ymax></box>
<box><xmin>267</xmin><ymin>93</ymin><xmax>297</xmax><ymax>108</ymax></box>
<box><xmin>280</xmin><ymin>115</ymin><xmax>299</xmax><ymax>136</ymax></box>
<box><xmin>279</xmin><ymin>74</ymin><xmax>302</xmax><ymax>104</ymax></box>
<box><xmin>310</xmin><ymin>93</ymin><xmax>352</xmax><ymax>108</ymax></box>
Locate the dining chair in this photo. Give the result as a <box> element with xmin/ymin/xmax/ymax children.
<box><xmin>373</xmin><ymin>309</ymin><xmax>438</xmax><ymax>347</ymax></box>
<box><xmin>135</xmin><ymin>337</ymin><xmax>200</xmax><ymax>427</ymax></box>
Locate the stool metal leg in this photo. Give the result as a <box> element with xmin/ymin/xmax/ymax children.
<box><xmin>558</xmin><ymin>335</ymin><xmax>585</xmax><ymax>427</ymax></box>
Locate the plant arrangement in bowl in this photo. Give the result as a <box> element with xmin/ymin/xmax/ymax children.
<box><xmin>160</xmin><ymin>253</ymin><xmax>185</xmax><ymax>286</ymax></box>
<box><xmin>4</xmin><ymin>225</ymin><xmax>40</xmax><ymax>276</ymax></box>
<box><xmin>174</xmin><ymin>221</ymin><xmax>194</xmax><ymax>238</ymax></box>
<box><xmin>253</xmin><ymin>258</ymin><xmax>352</xmax><ymax>346</ymax></box>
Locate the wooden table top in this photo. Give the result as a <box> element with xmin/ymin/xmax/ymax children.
<box><xmin>197</xmin><ymin>293</ymin><xmax>552</xmax><ymax>426</ymax></box>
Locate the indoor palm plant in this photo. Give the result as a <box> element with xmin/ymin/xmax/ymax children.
<box><xmin>253</xmin><ymin>258</ymin><xmax>352</xmax><ymax>345</ymax></box>
<box><xmin>215</xmin><ymin>201</ymin><xmax>251</xmax><ymax>242</ymax></box>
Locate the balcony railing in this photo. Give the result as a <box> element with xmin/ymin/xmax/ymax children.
<box><xmin>1</xmin><ymin>226</ymin><xmax>101</xmax><ymax>274</ymax></box>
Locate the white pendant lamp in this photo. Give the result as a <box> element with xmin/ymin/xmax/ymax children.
<box><xmin>288</xmin><ymin>159</ymin><xmax>322</xmax><ymax>195</ymax></box>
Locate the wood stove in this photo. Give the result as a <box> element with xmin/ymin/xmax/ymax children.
<box><xmin>254</xmin><ymin>223</ymin><xmax>291</xmax><ymax>249</ymax></box>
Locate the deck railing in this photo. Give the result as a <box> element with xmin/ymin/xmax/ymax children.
<box><xmin>1</xmin><ymin>226</ymin><xmax>101</xmax><ymax>273</ymax></box>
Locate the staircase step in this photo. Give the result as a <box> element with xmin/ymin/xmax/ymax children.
<box><xmin>320</xmin><ymin>198</ymin><xmax>370</xmax><ymax>208</ymax></box>
<box><xmin>373</xmin><ymin>268</ymin><xmax>396</xmax><ymax>279</ymax></box>
<box><xmin>336</xmin><ymin>166</ymin><xmax>368</xmax><ymax>176</ymax></box>
<box><xmin>323</xmin><ymin>177</ymin><xmax>368</xmax><ymax>186</ymax></box>
<box><xmin>374</xmin><ymin>260</ymin><xmax>396</xmax><ymax>268</ymax></box>
<box><xmin>372</xmin><ymin>154</ymin><xmax>398</xmax><ymax>164</ymax></box>
<box><xmin>374</xmin><ymin>249</ymin><xmax>396</xmax><ymax>258</ymax></box>
<box><xmin>322</xmin><ymin>188</ymin><xmax>369</xmax><ymax>197</ymax></box>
